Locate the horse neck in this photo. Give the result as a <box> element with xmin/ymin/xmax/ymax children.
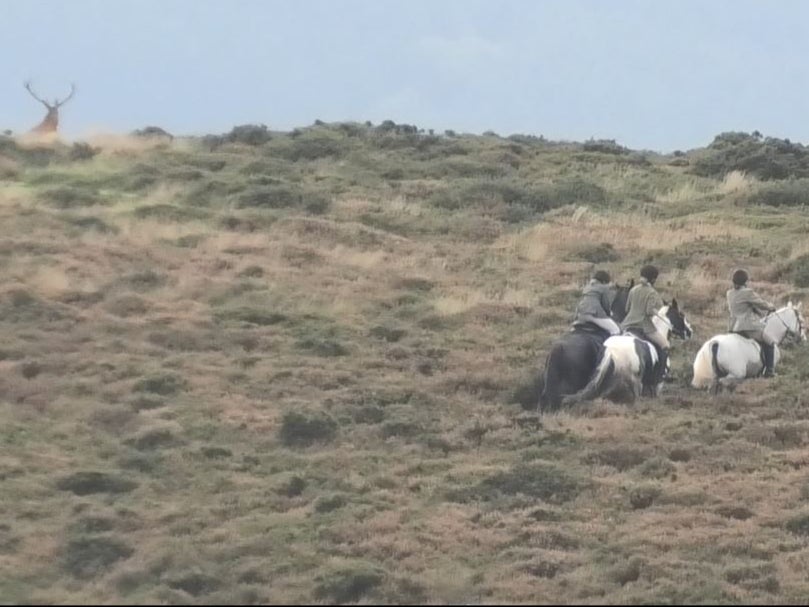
<box><xmin>764</xmin><ymin>308</ymin><xmax>793</xmax><ymax>344</ymax></box>
<box><xmin>652</xmin><ymin>306</ymin><xmax>671</xmax><ymax>337</ymax></box>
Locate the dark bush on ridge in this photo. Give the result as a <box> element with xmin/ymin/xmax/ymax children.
<box><xmin>692</xmin><ymin>131</ymin><xmax>809</xmax><ymax>180</ymax></box>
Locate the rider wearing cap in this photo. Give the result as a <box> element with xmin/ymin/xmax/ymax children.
<box><xmin>621</xmin><ymin>264</ymin><xmax>669</xmax><ymax>383</ymax></box>
<box><xmin>727</xmin><ymin>269</ymin><xmax>777</xmax><ymax>378</ymax></box>
<box><xmin>571</xmin><ymin>270</ymin><xmax>621</xmax><ymax>336</ymax></box>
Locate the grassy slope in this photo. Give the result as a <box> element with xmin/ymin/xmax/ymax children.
<box><xmin>1</xmin><ymin>126</ymin><xmax>809</xmax><ymax>604</ymax></box>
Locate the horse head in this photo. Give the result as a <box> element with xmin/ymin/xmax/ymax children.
<box><xmin>784</xmin><ymin>301</ymin><xmax>806</xmax><ymax>343</ymax></box>
<box><xmin>661</xmin><ymin>298</ymin><xmax>693</xmax><ymax>340</ymax></box>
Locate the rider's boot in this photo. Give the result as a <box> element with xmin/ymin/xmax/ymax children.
<box><xmin>655</xmin><ymin>348</ymin><xmax>670</xmax><ymax>386</ymax></box>
<box><xmin>762</xmin><ymin>343</ymin><xmax>776</xmax><ymax>378</ymax></box>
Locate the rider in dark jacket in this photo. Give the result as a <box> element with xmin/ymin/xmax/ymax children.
<box><xmin>571</xmin><ymin>270</ymin><xmax>620</xmax><ymax>336</ymax></box>
<box><xmin>727</xmin><ymin>269</ymin><xmax>777</xmax><ymax>377</ymax></box>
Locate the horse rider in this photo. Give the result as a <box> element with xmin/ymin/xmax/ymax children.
<box><xmin>621</xmin><ymin>264</ymin><xmax>669</xmax><ymax>383</ymax></box>
<box><xmin>728</xmin><ymin>269</ymin><xmax>777</xmax><ymax>378</ymax></box>
<box><xmin>571</xmin><ymin>270</ymin><xmax>621</xmax><ymax>337</ymax></box>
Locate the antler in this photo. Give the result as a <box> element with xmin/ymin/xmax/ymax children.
<box><xmin>55</xmin><ymin>83</ymin><xmax>76</xmax><ymax>108</ymax></box>
<box><xmin>24</xmin><ymin>80</ymin><xmax>50</xmax><ymax>107</ymax></box>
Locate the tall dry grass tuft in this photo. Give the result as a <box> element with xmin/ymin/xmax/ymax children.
<box><xmin>718</xmin><ymin>170</ymin><xmax>755</xmax><ymax>195</ymax></box>
<box><xmin>655</xmin><ymin>180</ymin><xmax>706</xmax><ymax>204</ymax></box>
<box><xmin>433</xmin><ymin>286</ymin><xmax>538</xmax><ymax>315</ymax></box>
<box><xmin>27</xmin><ymin>266</ymin><xmax>72</xmax><ymax>298</ymax></box>
<box><xmin>495</xmin><ymin>213</ymin><xmax>755</xmax><ymax>262</ymax></box>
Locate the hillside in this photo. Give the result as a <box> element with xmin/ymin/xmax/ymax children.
<box><xmin>2</xmin><ymin>123</ymin><xmax>809</xmax><ymax>604</ymax></box>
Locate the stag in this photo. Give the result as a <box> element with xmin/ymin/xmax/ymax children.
<box><xmin>24</xmin><ymin>81</ymin><xmax>76</xmax><ymax>134</ymax></box>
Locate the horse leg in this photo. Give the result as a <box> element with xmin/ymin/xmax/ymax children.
<box><xmin>539</xmin><ymin>348</ymin><xmax>565</xmax><ymax>414</ymax></box>
<box><xmin>710</xmin><ymin>379</ymin><xmax>723</xmax><ymax>396</ymax></box>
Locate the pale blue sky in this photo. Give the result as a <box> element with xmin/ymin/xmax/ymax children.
<box><xmin>3</xmin><ymin>0</ymin><xmax>808</xmax><ymax>151</ymax></box>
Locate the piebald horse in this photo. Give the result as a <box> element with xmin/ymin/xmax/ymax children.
<box><xmin>561</xmin><ymin>300</ymin><xmax>693</xmax><ymax>406</ymax></box>
<box><xmin>692</xmin><ymin>302</ymin><xmax>806</xmax><ymax>394</ymax></box>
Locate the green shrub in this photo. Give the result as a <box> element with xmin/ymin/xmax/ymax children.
<box><xmin>214</xmin><ymin>307</ymin><xmax>287</xmax><ymax>326</ymax></box>
<box><xmin>167</xmin><ymin>571</ymin><xmax>222</xmax><ymax>596</ymax></box>
<box><xmin>278</xmin><ymin>475</ymin><xmax>307</xmax><ymax>497</ymax></box>
<box><xmin>63</xmin><ymin>537</ymin><xmax>134</xmax><ymax>579</ymax></box>
<box><xmin>56</xmin><ymin>472</ymin><xmax>137</xmax><ymax>495</ymax></box>
<box><xmin>785</xmin><ymin>512</ymin><xmax>809</xmax><ymax>535</ymax></box>
<box><xmin>296</xmin><ymin>338</ymin><xmax>349</xmax><ymax>357</ymax></box>
<box><xmin>66</xmin><ymin>215</ymin><xmax>117</xmax><ymax>233</ymax></box>
<box><xmin>449</xmin><ymin>463</ymin><xmax>584</xmax><ymax>504</ymax></box>
<box><xmin>69</xmin><ymin>142</ymin><xmax>101</xmax><ymax>161</ymax></box>
<box><xmin>791</xmin><ymin>254</ymin><xmax>809</xmax><ymax>287</ymax></box>
<box><xmin>745</xmin><ymin>178</ymin><xmax>809</xmax><ymax>207</ymax></box>
<box><xmin>429</xmin><ymin>177</ymin><xmax>606</xmax><ymax>214</ymax></box>
<box><xmin>584</xmin><ymin>448</ymin><xmax>649</xmax><ymax>472</ymax></box>
<box><xmin>314</xmin><ymin>493</ymin><xmax>347</xmax><ymax>513</ymax></box>
<box><xmin>132</xmin><ymin>204</ymin><xmax>208</xmax><ymax>222</ymax></box>
<box><xmin>132</xmin><ymin>373</ymin><xmax>187</xmax><ymax>396</ymax></box>
<box><xmin>40</xmin><ymin>186</ymin><xmax>103</xmax><ymax>209</ymax></box>
<box><xmin>628</xmin><ymin>484</ymin><xmax>661</xmax><ymax>509</ymax></box>
<box><xmin>126</xmin><ymin>427</ymin><xmax>182</xmax><ymax>451</ymax></box>
<box><xmin>279</xmin><ymin>411</ymin><xmax>338</xmax><ymax>447</ymax></box>
<box><xmin>121</xmin><ymin>269</ymin><xmax>165</xmax><ymax>290</ymax></box>
<box><xmin>225</xmin><ymin>124</ymin><xmax>271</xmax><ymax>146</ymax></box>
<box><xmin>105</xmin><ymin>294</ymin><xmax>150</xmax><ymax>317</ymax></box>
<box><xmin>132</xmin><ymin>126</ymin><xmax>174</xmax><ymax>141</ymax></box>
<box><xmin>573</xmin><ymin>242</ymin><xmax>619</xmax><ymax>263</ymax></box>
<box><xmin>314</xmin><ymin>563</ymin><xmax>384</xmax><ymax>604</ymax></box>
<box><xmin>692</xmin><ymin>131</ymin><xmax>809</xmax><ymax>180</ymax></box>
<box><xmin>582</xmin><ymin>139</ymin><xmax>629</xmax><ymax>155</ymax></box>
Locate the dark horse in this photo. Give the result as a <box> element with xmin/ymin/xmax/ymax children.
<box><xmin>538</xmin><ymin>281</ymin><xmax>632</xmax><ymax>412</ymax></box>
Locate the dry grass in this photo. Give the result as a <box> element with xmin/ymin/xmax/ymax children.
<box><xmin>718</xmin><ymin>170</ymin><xmax>756</xmax><ymax>195</ymax></box>
<box><xmin>1</xmin><ymin>131</ymin><xmax>809</xmax><ymax>604</ymax></box>
<box><xmin>496</xmin><ymin>210</ymin><xmax>755</xmax><ymax>263</ymax></box>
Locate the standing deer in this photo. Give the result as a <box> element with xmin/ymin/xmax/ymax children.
<box><xmin>24</xmin><ymin>81</ymin><xmax>76</xmax><ymax>134</ymax></box>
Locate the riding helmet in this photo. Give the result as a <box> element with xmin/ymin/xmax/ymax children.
<box><xmin>640</xmin><ymin>264</ymin><xmax>659</xmax><ymax>283</ymax></box>
<box><xmin>593</xmin><ymin>270</ymin><xmax>611</xmax><ymax>284</ymax></box>
<box><xmin>732</xmin><ymin>269</ymin><xmax>749</xmax><ymax>287</ymax></box>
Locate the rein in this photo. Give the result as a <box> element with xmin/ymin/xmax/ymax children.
<box><xmin>767</xmin><ymin>308</ymin><xmax>800</xmax><ymax>344</ymax></box>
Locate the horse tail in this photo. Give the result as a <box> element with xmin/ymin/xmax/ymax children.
<box><xmin>562</xmin><ymin>351</ymin><xmax>615</xmax><ymax>407</ymax></box>
<box><xmin>692</xmin><ymin>340</ymin><xmax>722</xmax><ymax>389</ymax></box>
<box><xmin>710</xmin><ymin>341</ymin><xmax>728</xmax><ymax>379</ymax></box>
<box><xmin>539</xmin><ymin>343</ymin><xmax>565</xmax><ymax>413</ymax></box>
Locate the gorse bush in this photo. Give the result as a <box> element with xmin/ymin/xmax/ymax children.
<box><xmin>742</xmin><ymin>178</ymin><xmax>809</xmax><ymax>207</ymax></box>
<box><xmin>582</xmin><ymin>139</ymin><xmax>630</xmax><ymax>155</ymax></box>
<box><xmin>40</xmin><ymin>186</ymin><xmax>103</xmax><ymax>209</ymax></box>
<box><xmin>234</xmin><ymin>184</ymin><xmax>331</xmax><ymax>214</ymax></box>
<box><xmin>429</xmin><ymin>177</ymin><xmax>606</xmax><ymax>214</ymax></box>
<box><xmin>790</xmin><ymin>254</ymin><xmax>809</xmax><ymax>288</ymax></box>
<box><xmin>225</xmin><ymin>124</ymin><xmax>272</xmax><ymax>146</ymax></box>
<box><xmin>278</xmin><ymin>411</ymin><xmax>338</xmax><ymax>447</ymax></box>
<box><xmin>692</xmin><ymin>131</ymin><xmax>809</xmax><ymax>180</ymax></box>
<box><xmin>69</xmin><ymin>142</ymin><xmax>101</xmax><ymax>161</ymax></box>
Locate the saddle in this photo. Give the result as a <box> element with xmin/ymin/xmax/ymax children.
<box><xmin>571</xmin><ymin>322</ymin><xmax>611</xmax><ymax>341</ymax></box>
<box><xmin>732</xmin><ymin>333</ymin><xmax>769</xmax><ymax>370</ymax></box>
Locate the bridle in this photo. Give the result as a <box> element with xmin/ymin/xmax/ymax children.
<box><xmin>767</xmin><ymin>308</ymin><xmax>803</xmax><ymax>344</ymax></box>
<box><xmin>656</xmin><ymin>309</ymin><xmax>690</xmax><ymax>340</ymax></box>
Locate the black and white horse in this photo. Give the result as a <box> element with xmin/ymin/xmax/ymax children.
<box><xmin>545</xmin><ymin>299</ymin><xmax>692</xmax><ymax>411</ymax></box>
<box><xmin>692</xmin><ymin>302</ymin><xmax>805</xmax><ymax>394</ymax></box>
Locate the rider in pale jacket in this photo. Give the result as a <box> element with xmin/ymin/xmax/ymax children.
<box><xmin>571</xmin><ymin>270</ymin><xmax>621</xmax><ymax>336</ymax></box>
<box><xmin>621</xmin><ymin>265</ymin><xmax>669</xmax><ymax>383</ymax></box>
<box><xmin>727</xmin><ymin>269</ymin><xmax>777</xmax><ymax>378</ymax></box>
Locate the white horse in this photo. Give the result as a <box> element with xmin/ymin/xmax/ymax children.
<box><xmin>563</xmin><ymin>301</ymin><xmax>693</xmax><ymax>406</ymax></box>
<box><xmin>692</xmin><ymin>302</ymin><xmax>806</xmax><ymax>394</ymax></box>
